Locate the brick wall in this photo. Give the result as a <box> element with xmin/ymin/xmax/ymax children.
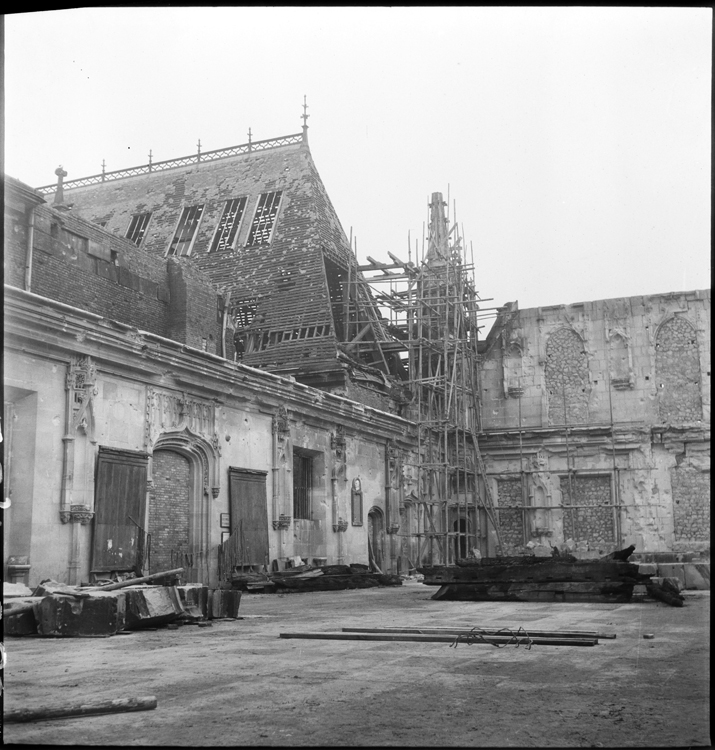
<box><xmin>561</xmin><ymin>475</ymin><xmax>614</xmax><ymax>547</ymax></box>
<box><xmin>656</xmin><ymin>317</ymin><xmax>703</xmax><ymax>424</ymax></box>
<box><xmin>149</xmin><ymin>450</ymin><xmax>191</xmax><ymax>574</ymax></box>
<box><xmin>670</xmin><ymin>465</ymin><xmax>710</xmax><ymax>543</ymax></box>
<box><xmin>4</xmin><ymin>202</ymin><xmax>30</xmax><ymax>288</ymax></box>
<box><xmin>30</xmin><ymin>204</ymin><xmax>171</xmax><ymax>336</ymax></box>
<box><xmin>166</xmin><ymin>257</ymin><xmax>222</xmax><ymax>354</ymax></box>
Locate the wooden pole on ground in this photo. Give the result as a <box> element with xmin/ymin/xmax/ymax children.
<box><xmin>4</xmin><ymin>696</ymin><xmax>158</xmax><ymax>723</ymax></box>
<box><xmin>88</xmin><ymin>568</ymin><xmax>184</xmax><ymax>591</ymax></box>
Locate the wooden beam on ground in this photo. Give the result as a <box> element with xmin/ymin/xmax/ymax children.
<box><xmin>87</xmin><ymin>568</ymin><xmax>184</xmax><ymax>591</ymax></box>
<box><xmin>342</xmin><ymin>626</ymin><xmax>616</xmax><ymax>639</ymax></box>
<box><xmin>279</xmin><ymin>632</ymin><xmax>598</xmax><ymax>647</ymax></box>
<box><xmin>4</xmin><ymin>696</ymin><xmax>158</xmax><ymax>723</ymax></box>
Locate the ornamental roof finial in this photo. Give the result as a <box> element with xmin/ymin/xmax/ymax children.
<box><xmin>301</xmin><ymin>95</ymin><xmax>309</xmax><ymax>143</ymax></box>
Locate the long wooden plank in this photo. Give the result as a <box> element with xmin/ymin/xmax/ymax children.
<box><xmin>342</xmin><ymin>626</ymin><xmax>616</xmax><ymax>640</ymax></box>
<box><xmin>279</xmin><ymin>632</ymin><xmax>597</xmax><ymax>647</ymax></box>
<box><xmin>4</xmin><ymin>695</ymin><xmax>158</xmax><ymax>723</ymax></box>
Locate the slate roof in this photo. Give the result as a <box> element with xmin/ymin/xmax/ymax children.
<box><xmin>52</xmin><ymin>135</ymin><xmax>386</xmax><ymax>385</ymax></box>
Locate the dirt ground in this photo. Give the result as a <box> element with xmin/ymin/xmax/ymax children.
<box><xmin>2</xmin><ymin>582</ymin><xmax>710</xmax><ymax>747</ymax></box>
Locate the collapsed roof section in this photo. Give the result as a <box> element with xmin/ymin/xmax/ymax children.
<box><xmin>37</xmin><ymin>130</ymin><xmax>406</xmax><ymax>404</ymax></box>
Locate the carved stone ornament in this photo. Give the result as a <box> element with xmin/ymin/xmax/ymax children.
<box><xmin>145</xmin><ymin>387</ymin><xmax>218</xmax><ymax>450</ymax></box>
<box><xmin>211</xmin><ymin>486</ymin><xmax>220</xmax><ymax>499</ymax></box>
<box><xmin>531</xmin><ymin>447</ymin><xmax>549</xmax><ymax>471</ymax></box>
<box><xmin>387</xmin><ymin>522</ymin><xmax>401</xmax><ymax>535</ymax></box>
<box><xmin>60</xmin><ymin>510</ymin><xmax>72</xmax><ymax>524</ymax></box>
<box><xmin>272</xmin><ymin>514</ymin><xmax>292</xmax><ymax>531</ymax></box>
<box><xmin>70</xmin><ymin>504</ymin><xmax>95</xmax><ymax>525</ymax></box>
<box><xmin>333</xmin><ymin>519</ymin><xmax>348</xmax><ymax>533</ymax></box>
<box><xmin>331</xmin><ymin>425</ymin><xmax>346</xmax><ymax>456</ymax></box>
<box><xmin>272</xmin><ymin>405</ymin><xmax>290</xmax><ymax>436</ymax></box>
<box><xmin>68</xmin><ymin>355</ymin><xmax>98</xmax><ymax>441</ymax></box>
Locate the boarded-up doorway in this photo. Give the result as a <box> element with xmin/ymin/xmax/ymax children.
<box><xmin>228</xmin><ymin>468</ymin><xmax>269</xmax><ymax>569</ymax></box>
<box><xmin>92</xmin><ymin>448</ymin><xmax>148</xmax><ymax>576</ymax></box>
<box><xmin>367</xmin><ymin>506</ymin><xmax>385</xmax><ymax>572</ymax></box>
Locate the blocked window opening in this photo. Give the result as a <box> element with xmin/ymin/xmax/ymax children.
<box><xmin>61</xmin><ymin>228</ymin><xmax>89</xmax><ymax>256</ymax></box>
<box><xmin>210</xmin><ymin>197</ymin><xmax>247</xmax><ymax>252</ymax></box>
<box><xmin>167</xmin><ymin>204</ymin><xmax>205</xmax><ymax>256</ymax></box>
<box><xmin>247</xmin><ymin>191</ymin><xmax>282</xmax><ymax>246</ymax></box>
<box><xmin>293</xmin><ymin>450</ymin><xmax>314</xmax><ymax>520</ymax></box>
<box><xmin>126</xmin><ymin>212</ymin><xmax>152</xmax><ymax>246</ymax></box>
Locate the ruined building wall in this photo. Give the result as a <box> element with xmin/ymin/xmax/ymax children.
<box><xmin>4</xmin><ymin>181</ymin><xmax>223</xmax><ymax>354</ymax></box>
<box><xmin>479</xmin><ymin>290</ymin><xmax>710</xmax><ymax>556</ymax></box>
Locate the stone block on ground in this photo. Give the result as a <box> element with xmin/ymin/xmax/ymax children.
<box><xmin>657</xmin><ymin>563</ymin><xmax>686</xmax><ymax>588</ymax></box>
<box><xmin>3</xmin><ymin>597</ymin><xmax>44</xmax><ymax>636</ymax></box>
<box><xmin>683</xmin><ymin>563</ymin><xmax>710</xmax><ymax>590</ymax></box>
<box><xmin>637</xmin><ymin>563</ymin><xmax>658</xmax><ymax>576</ymax></box>
<box><xmin>176</xmin><ymin>584</ymin><xmax>209</xmax><ymax>618</ymax></box>
<box><xmin>123</xmin><ymin>586</ymin><xmax>183</xmax><ymax>629</ymax></box>
<box><xmin>3</xmin><ymin>582</ymin><xmax>34</xmax><ymax>598</ymax></box>
<box><xmin>35</xmin><ymin>593</ymin><xmax>125</xmax><ymax>637</ymax></box>
<box><xmin>208</xmin><ymin>589</ymin><xmax>242</xmax><ymax>619</ymax></box>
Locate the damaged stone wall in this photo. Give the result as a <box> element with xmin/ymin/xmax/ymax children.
<box><xmin>496</xmin><ymin>478</ymin><xmax>524</xmax><ymax>554</ymax></box>
<box><xmin>671</xmin><ymin>465</ymin><xmax>710</xmax><ymax>543</ymax></box>
<box><xmin>478</xmin><ymin>290</ymin><xmax>710</xmax><ymax>556</ymax></box>
<box><xmin>656</xmin><ymin>316</ymin><xmax>703</xmax><ymax>424</ymax></box>
<box><xmin>545</xmin><ymin>327</ymin><xmax>590</xmax><ymax>425</ymax></box>
<box><xmin>561</xmin><ymin>475</ymin><xmax>615</xmax><ymax>548</ymax></box>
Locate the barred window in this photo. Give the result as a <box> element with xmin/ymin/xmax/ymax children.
<box><xmin>210</xmin><ymin>198</ymin><xmax>247</xmax><ymax>252</ymax></box>
<box><xmin>126</xmin><ymin>212</ymin><xmax>152</xmax><ymax>246</ymax></box>
<box><xmin>167</xmin><ymin>205</ymin><xmax>204</xmax><ymax>256</ymax></box>
<box><xmin>247</xmin><ymin>191</ymin><xmax>282</xmax><ymax>246</ymax></box>
<box><xmin>293</xmin><ymin>450</ymin><xmax>313</xmax><ymax>520</ymax></box>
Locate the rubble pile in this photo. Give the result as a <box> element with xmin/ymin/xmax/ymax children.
<box><xmin>3</xmin><ymin>569</ymin><xmax>242</xmax><ymax>638</ymax></box>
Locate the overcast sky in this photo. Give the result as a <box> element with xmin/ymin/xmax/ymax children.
<box><xmin>5</xmin><ymin>8</ymin><xmax>712</xmax><ymax>326</ymax></box>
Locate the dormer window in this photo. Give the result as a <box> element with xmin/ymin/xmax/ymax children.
<box><xmin>167</xmin><ymin>204</ymin><xmax>204</xmax><ymax>256</ymax></box>
<box><xmin>210</xmin><ymin>198</ymin><xmax>247</xmax><ymax>252</ymax></box>
<box><xmin>126</xmin><ymin>212</ymin><xmax>152</xmax><ymax>246</ymax></box>
<box><xmin>247</xmin><ymin>191</ymin><xmax>282</xmax><ymax>246</ymax></box>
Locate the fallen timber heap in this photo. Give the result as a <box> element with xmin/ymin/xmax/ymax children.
<box><xmin>418</xmin><ymin>548</ymin><xmax>685</xmax><ymax>607</ymax></box>
<box><xmin>231</xmin><ymin>563</ymin><xmax>402</xmax><ymax>593</ymax></box>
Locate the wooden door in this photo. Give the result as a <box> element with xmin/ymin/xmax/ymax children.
<box><xmin>228</xmin><ymin>468</ymin><xmax>269</xmax><ymax>568</ymax></box>
<box><xmin>92</xmin><ymin>448</ymin><xmax>148</xmax><ymax>573</ymax></box>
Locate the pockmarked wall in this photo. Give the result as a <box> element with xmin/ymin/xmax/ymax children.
<box><xmin>3</xmin><ymin>286</ymin><xmax>414</xmax><ymax>587</ymax></box>
<box><xmin>477</xmin><ymin>291</ymin><xmax>710</xmax><ymax>556</ymax></box>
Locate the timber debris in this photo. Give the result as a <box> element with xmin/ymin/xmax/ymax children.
<box><xmin>231</xmin><ymin>563</ymin><xmax>402</xmax><ymax>593</ymax></box>
<box><xmin>4</xmin><ymin>695</ymin><xmax>158</xmax><ymax>723</ymax></box>
<box><xmin>418</xmin><ymin>547</ymin><xmax>686</xmax><ymax>606</ymax></box>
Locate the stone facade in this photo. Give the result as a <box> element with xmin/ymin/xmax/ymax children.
<box><xmin>478</xmin><ymin>291</ymin><xmax>710</xmax><ymax>556</ymax></box>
